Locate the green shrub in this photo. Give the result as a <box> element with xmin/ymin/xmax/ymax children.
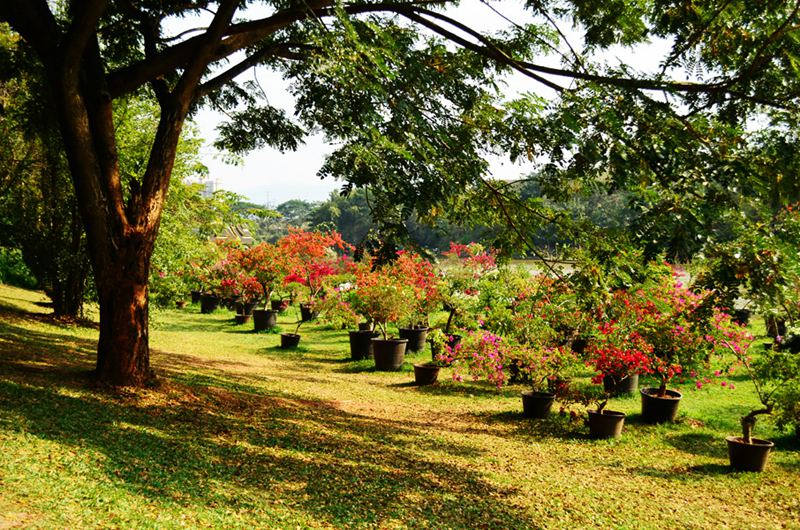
<box><xmin>0</xmin><ymin>247</ymin><xmax>37</xmax><ymax>288</ymax></box>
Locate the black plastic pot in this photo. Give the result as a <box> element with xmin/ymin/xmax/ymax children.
<box><xmin>413</xmin><ymin>363</ymin><xmax>440</xmax><ymax>385</ymax></box>
<box><xmin>603</xmin><ymin>374</ymin><xmax>639</xmax><ymax>396</ymax></box>
<box><xmin>521</xmin><ymin>391</ymin><xmax>555</xmax><ymax>419</ymax></box>
<box><xmin>765</xmin><ymin>316</ymin><xmax>787</xmax><ymax>339</ymax></box>
<box><xmin>640</xmin><ymin>388</ymin><xmax>682</xmax><ymax>424</ymax></box>
<box><xmin>190</xmin><ymin>290</ymin><xmax>202</xmax><ymax>304</ymax></box>
<box><xmin>252</xmin><ymin>309</ymin><xmax>278</xmax><ymax>331</ymax></box>
<box><xmin>280</xmin><ymin>333</ymin><xmax>301</xmax><ymax>349</ymax></box>
<box><xmin>300</xmin><ymin>303</ymin><xmax>319</xmax><ymax>322</ymax></box>
<box><xmin>236</xmin><ymin>301</ymin><xmax>259</xmax><ymax>316</ymax></box>
<box><xmin>234</xmin><ymin>314</ymin><xmax>251</xmax><ymax>325</ymax></box>
<box><xmin>571</xmin><ymin>337</ymin><xmax>589</xmax><ymax>354</ymax></box>
<box><xmin>733</xmin><ymin>308</ymin><xmax>751</xmax><ymax>326</ymax></box>
<box><xmin>588</xmin><ymin>410</ymin><xmax>626</xmax><ymax>439</ymax></box>
<box><xmin>372</xmin><ymin>338</ymin><xmax>408</xmax><ymax>371</ymax></box>
<box><xmin>726</xmin><ymin>436</ymin><xmax>774</xmax><ymax>472</ymax></box>
<box><xmin>271</xmin><ymin>299</ymin><xmax>289</xmax><ymax>312</ymax></box>
<box><xmin>399</xmin><ymin>327</ymin><xmax>429</xmax><ymax>353</ymax></box>
<box><xmin>200</xmin><ymin>294</ymin><xmax>220</xmax><ymax>314</ymax></box>
<box><xmin>349</xmin><ymin>330</ymin><xmax>377</xmax><ymax>360</ymax></box>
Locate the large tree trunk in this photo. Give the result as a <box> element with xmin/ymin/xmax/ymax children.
<box><xmin>95</xmin><ymin>253</ymin><xmax>152</xmax><ymax>386</ymax></box>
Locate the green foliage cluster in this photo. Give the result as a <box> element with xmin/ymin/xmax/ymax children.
<box><xmin>0</xmin><ymin>247</ymin><xmax>36</xmax><ymax>288</ymax></box>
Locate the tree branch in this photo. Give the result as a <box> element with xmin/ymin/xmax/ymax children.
<box><xmin>196</xmin><ymin>43</ymin><xmax>309</xmax><ymax>99</ymax></box>
<box><xmin>61</xmin><ymin>0</ymin><xmax>109</xmax><ymax>77</ymax></box>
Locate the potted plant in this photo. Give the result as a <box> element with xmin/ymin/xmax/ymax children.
<box><xmin>568</xmin><ymin>383</ymin><xmax>627</xmax><ymax>440</ymax></box>
<box><xmin>438</xmin><ymin>242</ymin><xmax>497</xmax><ymax>335</ymax></box>
<box><xmin>517</xmin><ymin>344</ymin><xmax>578</xmax><ymax>419</ymax></box>
<box><xmin>585</xmin><ymin>315</ymin><xmax>652</xmax><ymax>396</ymax></box>
<box><xmin>236</xmin><ymin>242</ymin><xmax>290</xmax><ymax>331</ymax></box>
<box><xmin>428</xmin><ymin>328</ymin><xmax>462</xmax><ymax>364</ymax></box>
<box><xmin>280</xmin><ymin>317</ymin><xmax>304</xmax><ymax>349</ymax></box>
<box><xmin>233</xmin><ymin>275</ymin><xmax>263</xmax><ymax>325</ymax></box>
<box><xmin>714</xmin><ymin>314</ymin><xmax>800</xmax><ymax>471</ymax></box>
<box><xmin>387</xmin><ymin>251</ymin><xmax>441</xmax><ymax>352</ymax></box>
<box><xmin>448</xmin><ymin>330</ymin><xmax>578</xmax><ymax>419</ymax></box>
<box><xmin>632</xmin><ymin>274</ymin><xmax>717</xmax><ymax>423</ymax></box>
<box><xmin>350</xmin><ymin>268</ymin><xmax>413</xmax><ymax>371</ymax></box>
<box><xmin>278</xmin><ymin>228</ymin><xmax>352</xmax><ymax>321</ymax></box>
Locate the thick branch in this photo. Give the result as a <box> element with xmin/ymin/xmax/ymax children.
<box><xmin>136</xmin><ymin>0</ymin><xmax>239</xmax><ymax>234</ymax></box>
<box><xmin>61</xmin><ymin>0</ymin><xmax>108</xmax><ymax>76</ymax></box>
<box><xmin>196</xmin><ymin>43</ymin><xmax>308</xmax><ymax>99</ymax></box>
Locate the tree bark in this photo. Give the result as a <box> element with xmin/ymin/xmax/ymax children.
<box><xmin>94</xmin><ymin>238</ymin><xmax>154</xmax><ymax>386</ymax></box>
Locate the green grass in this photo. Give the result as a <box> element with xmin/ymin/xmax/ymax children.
<box><xmin>0</xmin><ymin>284</ymin><xmax>798</xmax><ymax>529</ymax></box>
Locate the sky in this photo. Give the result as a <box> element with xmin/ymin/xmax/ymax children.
<box><xmin>186</xmin><ymin>1</ymin><xmax>672</xmax><ymax>207</ymax></box>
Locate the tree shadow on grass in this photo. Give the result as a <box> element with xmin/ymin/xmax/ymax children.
<box><xmin>0</xmin><ymin>370</ymin><xmax>537</xmax><ymax>529</ymax></box>
<box><xmin>634</xmin><ymin>463</ymin><xmax>733</xmax><ymax>481</ymax></box>
<box><xmin>665</xmin><ymin>432</ymin><xmax>723</xmax><ymax>458</ymax></box>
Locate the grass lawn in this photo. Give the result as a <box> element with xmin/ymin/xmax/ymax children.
<box><xmin>0</xmin><ymin>284</ymin><xmax>798</xmax><ymax>529</ymax></box>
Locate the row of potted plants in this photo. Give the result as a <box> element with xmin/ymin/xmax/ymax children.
<box><xmin>184</xmin><ymin>236</ymin><xmax>798</xmax><ymax>471</ymax></box>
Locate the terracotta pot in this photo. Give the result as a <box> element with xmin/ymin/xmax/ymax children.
<box><xmin>372</xmin><ymin>338</ymin><xmax>408</xmax><ymax>371</ymax></box>
<box><xmin>349</xmin><ymin>330</ymin><xmax>377</xmax><ymax>360</ymax></box>
<box><xmin>602</xmin><ymin>374</ymin><xmax>639</xmax><ymax>396</ymax></box>
<box><xmin>726</xmin><ymin>436</ymin><xmax>774</xmax><ymax>472</ymax></box>
<box><xmin>588</xmin><ymin>409</ymin><xmax>626</xmax><ymax>439</ymax></box>
<box><xmin>521</xmin><ymin>391</ymin><xmax>555</xmax><ymax>419</ymax></box>
<box><xmin>175</xmin><ymin>300</ymin><xmax>187</xmax><ymax>309</ymax></box>
<box><xmin>200</xmin><ymin>294</ymin><xmax>220</xmax><ymax>314</ymax></box>
<box><xmin>640</xmin><ymin>388</ymin><xmax>682</xmax><ymax>424</ymax></box>
<box><xmin>280</xmin><ymin>333</ymin><xmax>301</xmax><ymax>349</ymax></box>
<box><xmin>413</xmin><ymin>362</ymin><xmax>440</xmax><ymax>386</ymax></box>
<box><xmin>399</xmin><ymin>327</ymin><xmax>429</xmax><ymax>352</ymax></box>
<box><xmin>253</xmin><ymin>309</ymin><xmax>278</xmax><ymax>331</ymax></box>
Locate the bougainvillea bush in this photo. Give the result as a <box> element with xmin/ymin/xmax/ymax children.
<box><xmin>237</xmin><ymin>242</ymin><xmax>290</xmax><ymax>309</ymax></box>
<box><xmin>348</xmin><ymin>264</ymin><xmax>414</xmax><ymax>340</ymax></box>
<box><xmin>446</xmin><ymin>330</ymin><xmax>579</xmax><ymax>393</ymax></box>
<box><xmin>438</xmin><ymin>242</ymin><xmax>497</xmax><ymax>332</ymax></box>
<box><xmin>385</xmin><ymin>250</ymin><xmax>441</xmax><ymax>328</ymax></box>
<box><xmin>278</xmin><ymin>228</ymin><xmax>353</xmax><ymax>304</ymax></box>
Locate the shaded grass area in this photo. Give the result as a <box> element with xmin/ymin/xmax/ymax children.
<box><xmin>0</xmin><ymin>284</ymin><xmax>799</xmax><ymax>529</ymax></box>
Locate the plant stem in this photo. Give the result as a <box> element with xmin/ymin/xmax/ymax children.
<box><xmin>741</xmin><ymin>404</ymin><xmax>773</xmax><ymax>444</ymax></box>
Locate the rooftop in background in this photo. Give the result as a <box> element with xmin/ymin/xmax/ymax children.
<box><xmin>212</xmin><ymin>225</ymin><xmax>255</xmax><ymax>246</ymax></box>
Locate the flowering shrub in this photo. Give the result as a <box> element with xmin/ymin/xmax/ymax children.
<box><xmin>710</xmin><ymin>310</ymin><xmax>800</xmax><ymax>443</ymax></box>
<box><xmin>348</xmin><ymin>265</ymin><xmax>414</xmax><ymax>339</ymax></box>
<box><xmin>313</xmin><ymin>284</ymin><xmax>360</xmax><ymax>330</ymax></box>
<box><xmin>448</xmin><ymin>330</ymin><xmax>579</xmax><ymax>393</ymax></box>
<box><xmin>385</xmin><ymin>250</ymin><xmax>440</xmax><ymax>327</ymax></box>
<box><xmin>439</xmin><ymin>242</ymin><xmax>498</xmax><ymax>332</ymax></box>
<box><xmin>588</xmin><ymin>268</ymin><xmax>719</xmax><ymax>395</ymax></box>
<box><xmin>237</xmin><ymin>242</ymin><xmax>290</xmax><ymax>309</ymax></box>
<box><xmin>585</xmin><ymin>320</ymin><xmax>653</xmax><ymax>384</ymax></box>
<box><xmin>278</xmin><ymin>228</ymin><xmax>353</xmax><ymax>303</ymax></box>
